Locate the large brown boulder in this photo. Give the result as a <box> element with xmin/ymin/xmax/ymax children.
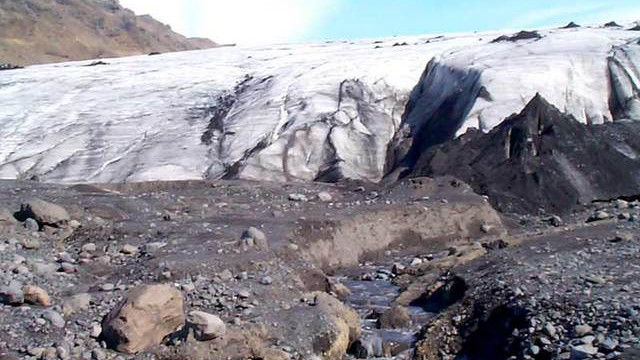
<box><xmin>312</xmin><ymin>292</ymin><xmax>361</xmax><ymax>343</ymax></box>
<box><xmin>17</xmin><ymin>199</ymin><xmax>70</xmax><ymax>228</ymax></box>
<box><xmin>101</xmin><ymin>284</ymin><xmax>185</xmax><ymax>354</ymax></box>
<box><xmin>309</xmin><ymin>292</ymin><xmax>362</xmax><ymax>359</ymax></box>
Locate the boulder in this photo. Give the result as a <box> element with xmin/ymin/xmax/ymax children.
<box><xmin>101</xmin><ymin>284</ymin><xmax>185</xmax><ymax>354</ymax></box>
<box><xmin>16</xmin><ymin>199</ymin><xmax>70</xmax><ymax>228</ymax></box>
<box><xmin>241</xmin><ymin>227</ymin><xmax>268</xmax><ymax>249</ymax></box>
<box><xmin>187</xmin><ymin>311</ymin><xmax>226</xmax><ymax>341</ymax></box>
<box><xmin>312</xmin><ymin>292</ymin><xmax>361</xmax><ymax>343</ymax></box>
<box><xmin>377</xmin><ymin>306</ymin><xmax>412</xmax><ymax>329</ymax></box>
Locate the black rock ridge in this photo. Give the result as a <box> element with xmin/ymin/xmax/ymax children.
<box><xmin>408</xmin><ymin>94</ymin><xmax>640</xmax><ymax>214</ymax></box>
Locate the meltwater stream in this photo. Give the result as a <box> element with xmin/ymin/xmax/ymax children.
<box><xmin>336</xmin><ymin>266</ymin><xmax>435</xmax><ymax>359</ymax></box>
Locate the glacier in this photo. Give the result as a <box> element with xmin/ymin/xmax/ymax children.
<box><xmin>0</xmin><ymin>25</ymin><xmax>639</xmax><ymax>183</ymax></box>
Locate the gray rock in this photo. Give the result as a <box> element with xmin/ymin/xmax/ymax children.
<box><xmin>81</xmin><ymin>243</ymin><xmax>97</xmax><ymax>253</ymax></box>
<box><xmin>120</xmin><ymin>244</ymin><xmax>138</xmax><ymax>255</ymax></box>
<box><xmin>550</xmin><ymin>215</ymin><xmax>563</xmax><ymax>227</ymax></box>
<box><xmin>24</xmin><ymin>218</ymin><xmax>39</xmax><ymax>232</ymax></box>
<box><xmin>616</xmin><ymin>199</ymin><xmax>629</xmax><ymax>209</ymax></box>
<box><xmin>241</xmin><ymin>227</ymin><xmax>268</xmax><ymax>249</ymax></box>
<box><xmin>59</xmin><ymin>262</ymin><xmax>77</xmax><ymax>273</ymax></box>
<box><xmin>100</xmin><ymin>283</ymin><xmax>115</xmax><ymax>292</ymax></box>
<box><xmin>600</xmin><ymin>338</ymin><xmax>619</xmax><ymax>352</ymax></box>
<box><xmin>530</xmin><ymin>345</ymin><xmax>540</xmax><ymax>355</ymax></box>
<box><xmin>575</xmin><ymin>324</ymin><xmax>593</xmax><ymax>336</ymax></box>
<box><xmin>260</xmin><ymin>276</ymin><xmax>273</xmax><ymax>285</ymax></box>
<box><xmin>0</xmin><ymin>280</ymin><xmax>24</xmax><ymax>305</ymax></box>
<box><xmin>590</xmin><ymin>211</ymin><xmax>611</xmax><ymax>222</ymax></box>
<box><xmin>317</xmin><ymin>191</ymin><xmax>333</xmax><ymax>202</ymax></box>
<box><xmin>58</xmin><ymin>252</ymin><xmax>75</xmax><ymax>263</ymax></box>
<box><xmin>62</xmin><ymin>293</ymin><xmax>92</xmax><ymax>315</ymax></box>
<box><xmin>21</xmin><ymin>238</ymin><xmax>40</xmax><ymax>249</ymax></box>
<box><xmin>218</xmin><ymin>269</ymin><xmax>233</xmax><ymax>282</ymax></box>
<box><xmin>570</xmin><ymin>344</ymin><xmax>598</xmax><ymax>359</ymax></box>
<box><xmin>544</xmin><ymin>323</ymin><xmax>557</xmax><ymax>337</ymax></box>
<box><xmin>32</xmin><ymin>262</ymin><xmax>58</xmax><ymax>276</ymax></box>
<box><xmin>90</xmin><ymin>322</ymin><xmax>102</xmax><ymax>338</ymax></box>
<box><xmin>480</xmin><ymin>224</ymin><xmax>493</xmax><ymax>233</ymax></box>
<box><xmin>91</xmin><ymin>348</ymin><xmax>106</xmax><ymax>360</ymax></box>
<box><xmin>42</xmin><ymin>310</ymin><xmax>65</xmax><ymax>328</ymax></box>
<box><xmin>612</xmin><ymin>232</ymin><xmax>634</xmax><ymax>243</ymax></box>
<box><xmin>142</xmin><ymin>242</ymin><xmax>166</xmax><ymax>254</ymax></box>
<box><xmin>288</xmin><ymin>193</ymin><xmax>308</xmax><ymax>202</ymax></box>
<box><xmin>0</xmin><ymin>207</ymin><xmax>16</xmax><ymax>225</ymax></box>
<box><xmin>187</xmin><ymin>311</ymin><xmax>226</xmax><ymax>341</ymax></box>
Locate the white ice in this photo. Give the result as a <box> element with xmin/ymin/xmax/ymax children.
<box><xmin>0</xmin><ymin>25</ymin><xmax>638</xmax><ymax>183</ymax></box>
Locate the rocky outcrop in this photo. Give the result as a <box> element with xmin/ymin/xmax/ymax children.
<box><xmin>101</xmin><ymin>284</ymin><xmax>185</xmax><ymax>354</ymax></box>
<box><xmin>0</xmin><ymin>63</ymin><xmax>23</xmax><ymax>71</ymax></box>
<box><xmin>491</xmin><ymin>30</ymin><xmax>542</xmax><ymax>43</ymax></box>
<box><xmin>409</xmin><ymin>95</ymin><xmax>640</xmax><ymax>214</ymax></box>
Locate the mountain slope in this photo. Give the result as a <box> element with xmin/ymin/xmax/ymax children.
<box><xmin>0</xmin><ymin>0</ymin><xmax>216</xmax><ymax>66</ymax></box>
<box><xmin>0</xmin><ymin>24</ymin><xmax>638</xmax><ymax>184</ymax></box>
<box><xmin>410</xmin><ymin>94</ymin><xmax>640</xmax><ymax>214</ymax></box>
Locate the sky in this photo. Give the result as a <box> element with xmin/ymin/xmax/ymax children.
<box><xmin>120</xmin><ymin>0</ymin><xmax>640</xmax><ymax>45</ymax></box>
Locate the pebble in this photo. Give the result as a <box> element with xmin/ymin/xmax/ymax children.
<box><xmin>544</xmin><ymin>323</ymin><xmax>557</xmax><ymax>337</ymax></box>
<box><xmin>288</xmin><ymin>193</ymin><xmax>308</xmax><ymax>202</ymax></box>
<box><xmin>21</xmin><ymin>238</ymin><xmax>40</xmax><ymax>250</ymax></box>
<box><xmin>91</xmin><ymin>348</ymin><xmax>106</xmax><ymax>360</ymax></box>
<box><xmin>575</xmin><ymin>324</ymin><xmax>593</xmax><ymax>336</ymax></box>
<box><xmin>59</xmin><ymin>262</ymin><xmax>77</xmax><ymax>273</ymax></box>
<box><xmin>120</xmin><ymin>244</ymin><xmax>138</xmax><ymax>255</ymax></box>
<box><xmin>81</xmin><ymin>243</ymin><xmax>97</xmax><ymax>253</ymax></box>
<box><xmin>90</xmin><ymin>322</ymin><xmax>102</xmax><ymax>338</ymax></box>
<box><xmin>100</xmin><ymin>283</ymin><xmax>115</xmax><ymax>292</ymax></box>
<box><xmin>317</xmin><ymin>192</ymin><xmax>333</xmax><ymax>202</ymax></box>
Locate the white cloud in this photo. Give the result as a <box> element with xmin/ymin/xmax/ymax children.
<box><xmin>119</xmin><ymin>0</ymin><xmax>339</xmax><ymax>44</ymax></box>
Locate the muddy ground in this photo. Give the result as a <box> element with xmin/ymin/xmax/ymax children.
<box><xmin>0</xmin><ymin>177</ymin><xmax>638</xmax><ymax>360</ymax></box>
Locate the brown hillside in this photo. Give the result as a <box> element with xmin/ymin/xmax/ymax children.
<box><xmin>0</xmin><ymin>0</ymin><xmax>217</xmax><ymax>66</ymax></box>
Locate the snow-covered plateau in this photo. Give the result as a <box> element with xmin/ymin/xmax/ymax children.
<box><xmin>0</xmin><ymin>24</ymin><xmax>639</xmax><ymax>183</ymax></box>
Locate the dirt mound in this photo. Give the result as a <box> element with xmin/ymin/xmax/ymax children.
<box><xmin>409</xmin><ymin>94</ymin><xmax>640</xmax><ymax>214</ymax></box>
<box><xmin>0</xmin><ymin>0</ymin><xmax>217</xmax><ymax>66</ymax></box>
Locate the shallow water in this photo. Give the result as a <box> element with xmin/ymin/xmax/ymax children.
<box><xmin>338</xmin><ymin>270</ymin><xmax>434</xmax><ymax>359</ymax></box>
